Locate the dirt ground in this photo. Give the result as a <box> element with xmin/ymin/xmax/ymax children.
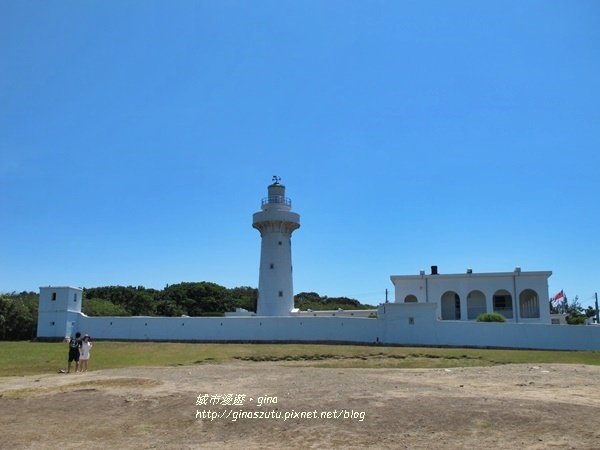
<box><xmin>1</xmin><ymin>361</ymin><xmax>599</xmax><ymax>449</ymax></box>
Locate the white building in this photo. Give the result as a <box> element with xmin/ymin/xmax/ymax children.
<box><xmin>391</xmin><ymin>266</ymin><xmax>551</xmax><ymax>323</ymax></box>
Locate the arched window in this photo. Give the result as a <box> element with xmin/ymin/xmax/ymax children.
<box><xmin>519</xmin><ymin>289</ymin><xmax>540</xmax><ymax>319</ymax></box>
<box><xmin>404</xmin><ymin>295</ymin><xmax>418</xmax><ymax>303</ymax></box>
<box><xmin>467</xmin><ymin>290</ymin><xmax>486</xmax><ymax>320</ymax></box>
<box><xmin>493</xmin><ymin>289</ymin><xmax>513</xmax><ymax>319</ymax></box>
<box><xmin>441</xmin><ymin>291</ymin><xmax>461</xmax><ymax>320</ymax></box>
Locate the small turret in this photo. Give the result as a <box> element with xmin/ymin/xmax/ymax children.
<box><xmin>37</xmin><ymin>286</ymin><xmax>83</xmax><ymax>339</ymax></box>
<box><xmin>261</xmin><ymin>176</ymin><xmax>292</xmax><ymax>211</ymax></box>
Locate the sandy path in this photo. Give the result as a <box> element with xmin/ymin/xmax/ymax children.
<box><xmin>1</xmin><ymin>362</ymin><xmax>599</xmax><ymax>449</ymax></box>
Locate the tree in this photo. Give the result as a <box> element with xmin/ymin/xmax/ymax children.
<box><xmin>0</xmin><ymin>292</ymin><xmax>38</xmax><ymax>340</ymax></box>
<box><xmin>83</xmin><ymin>286</ymin><xmax>159</xmax><ymax>315</ymax></box>
<box><xmin>585</xmin><ymin>306</ymin><xmax>598</xmax><ymax>319</ymax></box>
<box><xmin>564</xmin><ymin>296</ymin><xmax>588</xmax><ymax>325</ymax></box>
<box><xmin>294</xmin><ymin>292</ymin><xmax>374</xmax><ymax>311</ymax></box>
<box><xmin>158</xmin><ymin>282</ymin><xmax>234</xmax><ymax>316</ymax></box>
<box><xmin>82</xmin><ymin>298</ymin><xmax>129</xmax><ymax>316</ymax></box>
<box><xmin>229</xmin><ymin>286</ymin><xmax>258</xmax><ymax>312</ymax></box>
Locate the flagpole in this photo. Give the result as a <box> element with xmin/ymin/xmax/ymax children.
<box><xmin>595</xmin><ymin>292</ymin><xmax>599</xmax><ymax>324</ymax></box>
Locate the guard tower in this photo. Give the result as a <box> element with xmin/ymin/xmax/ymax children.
<box><xmin>253</xmin><ymin>177</ymin><xmax>300</xmax><ymax>316</ymax></box>
<box><xmin>37</xmin><ymin>286</ymin><xmax>83</xmax><ymax>339</ymax></box>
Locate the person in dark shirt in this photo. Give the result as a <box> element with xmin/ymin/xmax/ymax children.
<box><xmin>67</xmin><ymin>332</ymin><xmax>82</xmax><ymax>373</ymax></box>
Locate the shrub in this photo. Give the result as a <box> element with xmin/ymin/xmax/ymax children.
<box><xmin>565</xmin><ymin>314</ymin><xmax>587</xmax><ymax>325</ymax></box>
<box><xmin>476</xmin><ymin>313</ymin><xmax>506</xmax><ymax>323</ymax></box>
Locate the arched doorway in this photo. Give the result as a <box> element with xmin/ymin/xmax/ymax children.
<box><xmin>519</xmin><ymin>289</ymin><xmax>540</xmax><ymax>318</ymax></box>
<box><xmin>404</xmin><ymin>295</ymin><xmax>418</xmax><ymax>303</ymax></box>
<box><xmin>441</xmin><ymin>291</ymin><xmax>461</xmax><ymax>320</ymax></box>
<box><xmin>467</xmin><ymin>290</ymin><xmax>486</xmax><ymax>320</ymax></box>
<box><xmin>493</xmin><ymin>289</ymin><xmax>513</xmax><ymax>319</ymax></box>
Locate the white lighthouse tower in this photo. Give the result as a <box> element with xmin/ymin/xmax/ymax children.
<box><xmin>253</xmin><ymin>177</ymin><xmax>300</xmax><ymax>316</ymax></box>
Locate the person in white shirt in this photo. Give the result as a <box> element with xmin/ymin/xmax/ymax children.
<box><xmin>79</xmin><ymin>335</ymin><xmax>93</xmax><ymax>372</ymax></box>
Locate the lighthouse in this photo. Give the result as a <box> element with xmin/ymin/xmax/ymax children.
<box><xmin>253</xmin><ymin>177</ymin><xmax>300</xmax><ymax>316</ymax></box>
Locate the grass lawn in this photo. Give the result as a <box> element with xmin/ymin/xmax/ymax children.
<box><xmin>0</xmin><ymin>341</ymin><xmax>599</xmax><ymax>377</ymax></box>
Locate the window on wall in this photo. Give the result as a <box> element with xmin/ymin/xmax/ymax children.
<box><xmin>441</xmin><ymin>291</ymin><xmax>461</xmax><ymax>320</ymax></box>
<box><xmin>74</xmin><ymin>293</ymin><xmax>78</xmax><ymax>302</ymax></box>
<box><xmin>467</xmin><ymin>290</ymin><xmax>486</xmax><ymax>320</ymax></box>
<box><xmin>404</xmin><ymin>295</ymin><xmax>418</xmax><ymax>303</ymax></box>
<box><xmin>495</xmin><ymin>296</ymin><xmax>508</xmax><ymax>308</ymax></box>
<box><xmin>519</xmin><ymin>289</ymin><xmax>540</xmax><ymax>318</ymax></box>
<box><xmin>278</xmin><ymin>291</ymin><xmax>283</xmax><ymax>297</ymax></box>
<box><xmin>493</xmin><ymin>290</ymin><xmax>513</xmax><ymax>319</ymax></box>
<box><xmin>270</xmin><ymin>264</ymin><xmax>274</xmax><ymax>269</ymax></box>
<box><xmin>52</xmin><ymin>292</ymin><xmax>57</xmax><ymax>301</ymax></box>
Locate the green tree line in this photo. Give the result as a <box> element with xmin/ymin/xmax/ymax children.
<box><xmin>82</xmin><ymin>283</ymin><xmax>373</xmax><ymax>317</ymax></box>
<box><xmin>83</xmin><ymin>283</ymin><xmax>259</xmax><ymax>317</ymax></box>
<box><xmin>294</xmin><ymin>292</ymin><xmax>375</xmax><ymax>311</ymax></box>
<box><xmin>0</xmin><ymin>283</ymin><xmax>373</xmax><ymax>340</ymax></box>
<box><xmin>0</xmin><ymin>292</ymin><xmax>39</xmax><ymax>340</ymax></box>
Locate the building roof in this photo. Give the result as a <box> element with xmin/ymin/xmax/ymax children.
<box><xmin>39</xmin><ymin>286</ymin><xmax>83</xmax><ymax>290</ymax></box>
<box><xmin>390</xmin><ymin>270</ymin><xmax>552</xmax><ymax>282</ymax></box>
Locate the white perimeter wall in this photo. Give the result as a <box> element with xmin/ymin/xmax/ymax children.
<box><xmin>35</xmin><ymin>306</ymin><xmax>600</xmax><ymax>351</ymax></box>
<box><xmin>378</xmin><ymin>303</ymin><xmax>600</xmax><ymax>351</ymax></box>
<box><xmin>36</xmin><ymin>289</ymin><xmax>600</xmax><ymax>350</ymax></box>
<box><xmin>76</xmin><ymin>314</ymin><xmax>380</xmax><ymax>343</ymax></box>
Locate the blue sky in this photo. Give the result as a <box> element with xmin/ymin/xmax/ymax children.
<box><xmin>1</xmin><ymin>1</ymin><xmax>599</xmax><ymax>307</ymax></box>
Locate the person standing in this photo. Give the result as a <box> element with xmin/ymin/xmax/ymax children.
<box><xmin>79</xmin><ymin>334</ymin><xmax>93</xmax><ymax>372</ymax></box>
<box><xmin>67</xmin><ymin>332</ymin><xmax>82</xmax><ymax>373</ymax></box>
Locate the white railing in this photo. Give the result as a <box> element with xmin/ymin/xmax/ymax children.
<box><xmin>262</xmin><ymin>196</ymin><xmax>291</xmax><ymax>207</ymax></box>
